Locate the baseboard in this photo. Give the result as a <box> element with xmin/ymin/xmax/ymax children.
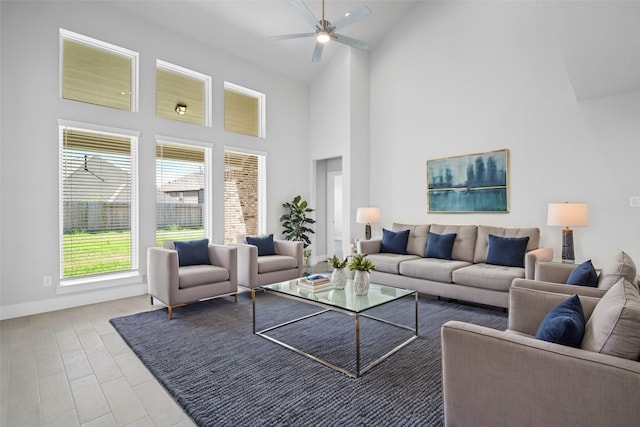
<box><xmin>0</xmin><ymin>283</ymin><xmax>148</xmax><ymax>320</ymax></box>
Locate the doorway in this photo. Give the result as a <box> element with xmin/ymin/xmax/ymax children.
<box><xmin>327</xmin><ymin>171</ymin><xmax>343</xmax><ymax>258</ymax></box>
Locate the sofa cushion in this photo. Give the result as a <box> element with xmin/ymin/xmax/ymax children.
<box><xmin>486</xmin><ymin>235</ymin><xmax>529</xmax><ymax>268</ymax></box>
<box><xmin>174</xmin><ymin>238</ymin><xmax>210</xmax><ymax>267</ymax></box>
<box><xmin>597</xmin><ymin>251</ymin><xmax>637</xmax><ymax>291</ymax></box>
<box><xmin>178</xmin><ymin>264</ymin><xmax>229</xmax><ymax>288</ymax></box>
<box><xmin>581</xmin><ymin>279</ymin><xmax>640</xmax><ymax>360</ymax></box>
<box><xmin>399</xmin><ymin>258</ymin><xmax>471</xmax><ymax>283</ymax></box>
<box><xmin>453</xmin><ymin>263</ymin><xmax>525</xmax><ymax>292</ymax></box>
<box><xmin>535</xmin><ymin>295</ymin><xmax>585</xmax><ymax>348</ymax></box>
<box><xmin>257</xmin><ymin>255</ymin><xmax>298</xmax><ymax>274</ymax></box>
<box><xmin>474</xmin><ymin>226</ymin><xmax>540</xmax><ymax>264</ymax></box>
<box><xmin>366</xmin><ymin>253</ymin><xmax>420</xmax><ymax>275</ymax></box>
<box><xmin>430</xmin><ymin>224</ymin><xmax>477</xmax><ymax>263</ymax></box>
<box><xmin>392</xmin><ymin>223</ymin><xmax>430</xmax><ymax>256</ymax></box>
<box><xmin>425</xmin><ymin>232</ymin><xmax>457</xmax><ymax>260</ymax></box>
<box><xmin>567</xmin><ymin>260</ymin><xmax>598</xmax><ymax>287</ymax></box>
<box><xmin>246</xmin><ymin>234</ymin><xmax>276</xmax><ymax>257</ymax></box>
<box><xmin>380</xmin><ymin>228</ymin><xmax>410</xmax><ymax>255</ymax></box>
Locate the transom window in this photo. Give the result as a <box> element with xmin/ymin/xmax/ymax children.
<box><xmin>156</xmin><ymin>60</ymin><xmax>211</xmax><ymax>126</ymax></box>
<box><xmin>224</xmin><ymin>82</ymin><xmax>266</xmax><ymax>137</ymax></box>
<box><xmin>60</xmin><ymin>29</ymin><xmax>138</xmax><ymax>111</ymax></box>
<box><xmin>59</xmin><ymin>123</ymin><xmax>139</xmax><ymax>281</ymax></box>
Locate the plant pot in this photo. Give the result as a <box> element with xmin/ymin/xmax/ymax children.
<box><xmin>331</xmin><ymin>267</ymin><xmax>347</xmax><ymax>290</ymax></box>
<box><xmin>353</xmin><ymin>270</ymin><xmax>370</xmax><ymax>296</ymax></box>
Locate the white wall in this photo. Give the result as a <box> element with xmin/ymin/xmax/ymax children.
<box><xmin>369</xmin><ymin>1</ymin><xmax>640</xmax><ymax>266</ymax></box>
<box><xmin>0</xmin><ymin>1</ymin><xmax>309</xmax><ymax>317</ymax></box>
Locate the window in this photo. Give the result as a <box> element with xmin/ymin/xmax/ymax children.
<box><xmin>60</xmin><ymin>29</ymin><xmax>138</xmax><ymax>111</ymax></box>
<box><xmin>224</xmin><ymin>149</ymin><xmax>266</xmax><ymax>244</ymax></box>
<box><xmin>156</xmin><ymin>139</ymin><xmax>211</xmax><ymax>245</ymax></box>
<box><xmin>156</xmin><ymin>60</ymin><xmax>211</xmax><ymax>126</ymax></box>
<box><xmin>224</xmin><ymin>82</ymin><xmax>266</xmax><ymax>137</ymax></box>
<box><xmin>59</xmin><ymin>123</ymin><xmax>139</xmax><ymax>281</ymax></box>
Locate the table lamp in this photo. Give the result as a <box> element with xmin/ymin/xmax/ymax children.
<box><xmin>356</xmin><ymin>207</ymin><xmax>380</xmax><ymax>240</ymax></box>
<box><xmin>547</xmin><ymin>202</ymin><xmax>588</xmax><ymax>261</ymax></box>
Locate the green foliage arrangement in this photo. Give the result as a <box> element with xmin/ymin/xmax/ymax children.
<box><xmin>280</xmin><ymin>195</ymin><xmax>315</xmax><ymax>249</ymax></box>
<box><xmin>348</xmin><ymin>253</ymin><xmax>376</xmax><ymax>273</ymax></box>
<box><xmin>327</xmin><ymin>255</ymin><xmax>348</xmax><ymax>269</ymax></box>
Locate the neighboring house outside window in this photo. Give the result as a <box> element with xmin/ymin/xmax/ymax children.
<box><xmin>156</xmin><ymin>139</ymin><xmax>211</xmax><ymax>245</ymax></box>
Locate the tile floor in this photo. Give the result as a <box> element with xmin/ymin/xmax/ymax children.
<box><xmin>0</xmin><ymin>295</ymin><xmax>195</xmax><ymax>427</ymax></box>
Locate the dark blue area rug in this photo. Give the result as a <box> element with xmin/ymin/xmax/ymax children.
<box><xmin>110</xmin><ymin>292</ymin><xmax>507</xmax><ymax>426</ymax></box>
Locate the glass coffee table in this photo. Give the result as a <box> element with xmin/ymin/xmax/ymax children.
<box><xmin>253</xmin><ymin>278</ymin><xmax>418</xmax><ymax>378</ymax></box>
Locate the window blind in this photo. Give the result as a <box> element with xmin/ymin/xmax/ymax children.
<box><xmin>156</xmin><ymin>141</ymin><xmax>207</xmax><ymax>245</ymax></box>
<box><xmin>224</xmin><ymin>151</ymin><xmax>263</xmax><ymax>244</ymax></box>
<box><xmin>224</xmin><ymin>88</ymin><xmax>259</xmax><ymax>137</ymax></box>
<box><xmin>61</xmin><ymin>128</ymin><xmax>136</xmax><ymax>278</ymax></box>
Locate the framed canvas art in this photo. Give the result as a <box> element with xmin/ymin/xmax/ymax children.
<box><xmin>427</xmin><ymin>149</ymin><xmax>509</xmax><ymax>213</ymax></box>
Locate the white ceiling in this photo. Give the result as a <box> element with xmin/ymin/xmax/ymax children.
<box><xmin>109</xmin><ymin>0</ymin><xmax>419</xmax><ymax>83</ymax></box>
<box><xmin>108</xmin><ymin>0</ymin><xmax>640</xmax><ymax>99</ymax></box>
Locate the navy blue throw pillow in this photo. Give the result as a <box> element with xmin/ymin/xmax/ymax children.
<box><xmin>174</xmin><ymin>238</ymin><xmax>210</xmax><ymax>267</ymax></box>
<box><xmin>566</xmin><ymin>260</ymin><xmax>598</xmax><ymax>287</ymax></box>
<box><xmin>486</xmin><ymin>234</ymin><xmax>529</xmax><ymax>268</ymax></box>
<box><xmin>535</xmin><ymin>295</ymin><xmax>586</xmax><ymax>348</ymax></box>
<box><xmin>246</xmin><ymin>234</ymin><xmax>276</xmax><ymax>257</ymax></box>
<box><xmin>425</xmin><ymin>232</ymin><xmax>457</xmax><ymax>260</ymax></box>
<box><xmin>380</xmin><ymin>228</ymin><xmax>409</xmax><ymax>255</ymax></box>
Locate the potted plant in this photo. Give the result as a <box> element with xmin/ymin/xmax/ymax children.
<box><xmin>327</xmin><ymin>255</ymin><xmax>348</xmax><ymax>289</ymax></box>
<box><xmin>281</xmin><ymin>195</ymin><xmax>316</xmax><ymax>273</ymax></box>
<box><xmin>348</xmin><ymin>253</ymin><xmax>376</xmax><ymax>295</ymax></box>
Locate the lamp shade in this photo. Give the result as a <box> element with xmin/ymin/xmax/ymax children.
<box><xmin>547</xmin><ymin>202</ymin><xmax>588</xmax><ymax>227</ymax></box>
<box><xmin>356</xmin><ymin>207</ymin><xmax>380</xmax><ymax>224</ymax></box>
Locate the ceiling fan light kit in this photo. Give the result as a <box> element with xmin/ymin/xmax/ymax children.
<box><xmin>271</xmin><ymin>0</ymin><xmax>372</xmax><ymax>62</ymax></box>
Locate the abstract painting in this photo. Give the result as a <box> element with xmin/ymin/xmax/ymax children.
<box><xmin>427</xmin><ymin>149</ymin><xmax>509</xmax><ymax>213</ymax></box>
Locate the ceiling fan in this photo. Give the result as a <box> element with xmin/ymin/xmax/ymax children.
<box><xmin>271</xmin><ymin>0</ymin><xmax>372</xmax><ymax>62</ymax></box>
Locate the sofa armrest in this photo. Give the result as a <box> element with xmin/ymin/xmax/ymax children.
<box><xmin>535</xmin><ymin>261</ymin><xmax>577</xmax><ymax>283</ymax></box>
<box><xmin>274</xmin><ymin>240</ymin><xmax>304</xmax><ymax>276</ymax></box>
<box><xmin>442</xmin><ymin>320</ymin><xmax>640</xmax><ymax>427</ymax></box>
<box><xmin>208</xmin><ymin>244</ymin><xmax>237</xmax><ymax>286</ymax></box>
<box><xmin>229</xmin><ymin>243</ymin><xmax>258</xmax><ymax>286</ymax></box>
<box><xmin>508</xmin><ymin>285</ymin><xmax>601</xmax><ymax>335</ymax></box>
<box><xmin>357</xmin><ymin>238</ymin><xmax>382</xmax><ymax>255</ymax></box>
<box><xmin>524</xmin><ymin>247</ymin><xmax>553</xmax><ymax>279</ymax></box>
<box><xmin>512</xmin><ymin>278</ymin><xmax>608</xmax><ymax>299</ymax></box>
<box><xmin>147</xmin><ymin>247</ymin><xmax>179</xmax><ymax>304</ymax></box>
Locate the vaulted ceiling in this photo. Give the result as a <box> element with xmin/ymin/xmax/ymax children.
<box><xmin>109</xmin><ymin>1</ymin><xmax>640</xmax><ymax>100</ymax></box>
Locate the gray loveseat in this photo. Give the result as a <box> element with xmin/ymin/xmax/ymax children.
<box><xmin>357</xmin><ymin>223</ymin><xmax>552</xmax><ymax>308</ymax></box>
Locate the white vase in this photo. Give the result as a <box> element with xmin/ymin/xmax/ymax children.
<box><xmin>331</xmin><ymin>267</ymin><xmax>347</xmax><ymax>290</ymax></box>
<box><xmin>353</xmin><ymin>270</ymin><xmax>370</xmax><ymax>296</ymax></box>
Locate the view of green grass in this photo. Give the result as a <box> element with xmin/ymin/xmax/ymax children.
<box><xmin>63</xmin><ymin>228</ymin><xmax>204</xmax><ymax>277</ymax></box>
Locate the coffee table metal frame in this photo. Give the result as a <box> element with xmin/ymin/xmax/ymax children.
<box><xmin>252</xmin><ymin>279</ymin><xmax>418</xmax><ymax>378</ymax></box>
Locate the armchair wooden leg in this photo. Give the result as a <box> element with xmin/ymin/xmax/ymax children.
<box><xmin>168</xmin><ymin>306</ymin><xmax>173</xmax><ymax>320</ymax></box>
<box><xmin>234</xmin><ymin>293</ymin><xmax>238</xmax><ymax>303</ymax></box>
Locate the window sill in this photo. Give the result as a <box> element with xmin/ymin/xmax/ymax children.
<box><xmin>57</xmin><ymin>272</ymin><xmax>144</xmax><ymax>295</ymax></box>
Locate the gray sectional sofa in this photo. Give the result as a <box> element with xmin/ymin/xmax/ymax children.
<box><xmin>357</xmin><ymin>223</ymin><xmax>553</xmax><ymax>308</ymax></box>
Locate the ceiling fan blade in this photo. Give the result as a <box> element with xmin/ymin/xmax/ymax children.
<box><xmin>331</xmin><ymin>5</ymin><xmax>372</xmax><ymax>32</ymax></box>
<box><xmin>332</xmin><ymin>34</ymin><xmax>368</xmax><ymax>51</ymax></box>
<box><xmin>270</xmin><ymin>33</ymin><xmax>315</xmax><ymax>41</ymax></box>
<box><xmin>311</xmin><ymin>42</ymin><xmax>324</xmax><ymax>62</ymax></box>
<box><xmin>290</xmin><ymin>0</ymin><xmax>319</xmax><ymax>29</ymax></box>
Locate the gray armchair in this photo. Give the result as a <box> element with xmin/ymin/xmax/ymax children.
<box><xmin>231</xmin><ymin>236</ymin><xmax>303</xmax><ymax>298</ymax></box>
<box><xmin>147</xmin><ymin>241</ymin><xmax>238</xmax><ymax>319</ymax></box>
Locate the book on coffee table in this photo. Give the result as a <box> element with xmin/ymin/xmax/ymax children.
<box><xmin>298</xmin><ymin>274</ymin><xmax>332</xmax><ymax>292</ymax></box>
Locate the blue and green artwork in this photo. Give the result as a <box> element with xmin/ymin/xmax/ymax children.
<box><xmin>427</xmin><ymin>149</ymin><xmax>509</xmax><ymax>213</ymax></box>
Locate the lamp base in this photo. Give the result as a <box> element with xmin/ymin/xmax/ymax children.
<box><xmin>561</xmin><ymin>228</ymin><xmax>575</xmax><ymax>261</ymax></box>
<box><xmin>365</xmin><ymin>224</ymin><xmax>371</xmax><ymax>240</ymax></box>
